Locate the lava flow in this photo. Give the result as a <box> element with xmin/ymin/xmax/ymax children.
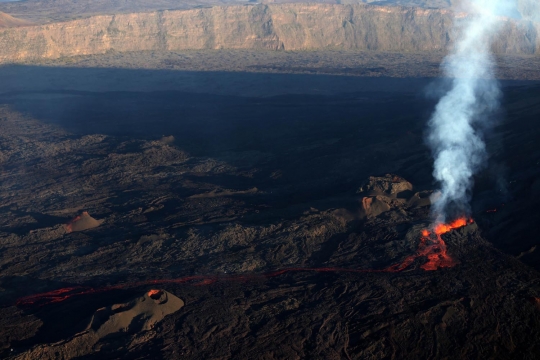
<box><xmin>434</xmin><ymin>218</ymin><xmax>471</xmax><ymax>235</ymax></box>
<box><xmin>16</xmin><ymin>219</ymin><xmax>473</xmax><ymax>307</ymax></box>
<box><xmin>385</xmin><ymin>217</ymin><xmax>471</xmax><ymax>272</ymax></box>
<box><xmin>420</xmin><ymin>217</ymin><xmax>472</xmax><ymax>271</ymax></box>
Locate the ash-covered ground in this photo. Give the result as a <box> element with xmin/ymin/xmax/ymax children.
<box><xmin>0</xmin><ymin>66</ymin><xmax>540</xmax><ymax>359</ymax></box>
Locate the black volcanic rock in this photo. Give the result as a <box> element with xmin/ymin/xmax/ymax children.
<box><xmin>358</xmin><ymin>173</ymin><xmax>414</xmax><ymax>196</ymax></box>
<box><xmin>0</xmin><ymin>73</ymin><xmax>539</xmax><ymax>359</ymax></box>
<box><xmin>12</xmin><ymin>290</ymin><xmax>184</xmax><ymax>359</ymax></box>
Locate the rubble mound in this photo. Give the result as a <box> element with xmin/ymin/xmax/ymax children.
<box><xmin>65</xmin><ymin>212</ymin><xmax>102</xmax><ymax>233</ymax></box>
<box><xmin>88</xmin><ymin>289</ymin><xmax>184</xmax><ymax>336</ymax></box>
<box><xmin>358</xmin><ymin>174</ymin><xmax>426</xmax><ymax>218</ymax></box>
<box><xmin>159</xmin><ymin>135</ymin><xmax>175</xmax><ymax>144</ymax></box>
<box><xmin>358</xmin><ymin>174</ymin><xmax>413</xmax><ymax>197</ymax></box>
<box><xmin>361</xmin><ymin>195</ymin><xmax>393</xmax><ymax>218</ymax></box>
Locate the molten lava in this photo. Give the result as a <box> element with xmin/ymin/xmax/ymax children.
<box><xmin>16</xmin><ymin>219</ymin><xmax>474</xmax><ymax>307</ymax></box>
<box><xmin>416</xmin><ymin>217</ymin><xmax>472</xmax><ymax>271</ymax></box>
<box><xmin>433</xmin><ymin>217</ymin><xmax>471</xmax><ymax>235</ymax></box>
<box><xmin>148</xmin><ymin>289</ymin><xmax>162</xmax><ymax>297</ymax></box>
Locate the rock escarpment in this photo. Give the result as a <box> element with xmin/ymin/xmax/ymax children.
<box><xmin>0</xmin><ymin>4</ymin><xmax>538</xmax><ymax>63</ymax></box>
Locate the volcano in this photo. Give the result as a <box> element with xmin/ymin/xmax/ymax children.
<box><xmin>65</xmin><ymin>212</ymin><xmax>102</xmax><ymax>233</ymax></box>
<box><xmin>13</xmin><ymin>290</ymin><xmax>184</xmax><ymax>359</ymax></box>
<box><xmin>0</xmin><ymin>56</ymin><xmax>540</xmax><ymax>359</ymax></box>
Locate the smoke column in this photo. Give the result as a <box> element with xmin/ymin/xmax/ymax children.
<box><xmin>428</xmin><ymin>0</ymin><xmax>516</xmax><ymax>223</ymax></box>
<box><xmin>517</xmin><ymin>0</ymin><xmax>540</xmax><ymax>22</ymax></box>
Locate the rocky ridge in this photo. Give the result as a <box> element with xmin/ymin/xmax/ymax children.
<box><xmin>0</xmin><ymin>12</ymin><xmax>32</xmax><ymax>29</ymax></box>
<box><xmin>0</xmin><ymin>4</ymin><xmax>538</xmax><ymax>63</ymax></box>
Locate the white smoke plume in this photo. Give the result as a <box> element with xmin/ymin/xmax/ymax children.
<box><xmin>517</xmin><ymin>0</ymin><xmax>540</xmax><ymax>22</ymax></box>
<box><xmin>428</xmin><ymin>0</ymin><xmax>517</xmax><ymax>223</ymax></box>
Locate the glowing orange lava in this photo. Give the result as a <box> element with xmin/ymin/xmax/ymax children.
<box><xmin>416</xmin><ymin>217</ymin><xmax>472</xmax><ymax>271</ymax></box>
<box><xmin>16</xmin><ymin>219</ymin><xmax>474</xmax><ymax>307</ymax></box>
<box><xmin>433</xmin><ymin>217</ymin><xmax>471</xmax><ymax>235</ymax></box>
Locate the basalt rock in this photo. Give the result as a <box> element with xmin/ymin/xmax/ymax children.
<box><xmin>0</xmin><ymin>4</ymin><xmax>538</xmax><ymax>63</ymax></box>
<box><xmin>14</xmin><ymin>290</ymin><xmax>184</xmax><ymax>360</ymax></box>
<box><xmin>358</xmin><ymin>173</ymin><xmax>413</xmax><ymax>197</ymax></box>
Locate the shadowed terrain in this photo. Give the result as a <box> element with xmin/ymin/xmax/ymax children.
<box><xmin>0</xmin><ymin>64</ymin><xmax>539</xmax><ymax>358</ymax></box>
<box><xmin>0</xmin><ymin>0</ymin><xmax>539</xmax><ymax>358</ymax></box>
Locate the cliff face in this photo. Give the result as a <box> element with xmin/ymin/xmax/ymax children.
<box><xmin>0</xmin><ymin>4</ymin><xmax>538</xmax><ymax>63</ymax></box>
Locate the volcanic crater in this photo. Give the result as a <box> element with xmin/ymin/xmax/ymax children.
<box><xmin>0</xmin><ymin>69</ymin><xmax>539</xmax><ymax>359</ymax></box>
<box><xmin>0</xmin><ymin>1</ymin><xmax>539</xmax><ymax>359</ymax></box>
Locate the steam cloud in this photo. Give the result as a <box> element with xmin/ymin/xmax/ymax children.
<box><xmin>517</xmin><ymin>0</ymin><xmax>540</xmax><ymax>22</ymax></box>
<box><xmin>428</xmin><ymin>0</ymin><xmax>519</xmax><ymax>223</ymax></box>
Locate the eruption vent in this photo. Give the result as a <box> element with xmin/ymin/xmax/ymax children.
<box><xmin>17</xmin><ymin>218</ymin><xmax>476</xmax><ymax>308</ymax></box>
<box><xmin>428</xmin><ymin>0</ymin><xmax>514</xmax><ymax>223</ymax></box>
<box><xmin>65</xmin><ymin>211</ymin><xmax>102</xmax><ymax>233</ymax></box>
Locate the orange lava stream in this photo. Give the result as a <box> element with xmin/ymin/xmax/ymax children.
<box><xmin>434</xmin><ymin>218</ymin><xmax>471</xmax><ymax>235</ymax></box>
<box><xmin>16</xmin><ymin>219</ymin><xmax>472</xmax><ymax>307</ymax></box>
<box><xmin>417</xmin><ymin>217</ymin><xmax>472</xmax><ymax>271</ymax></box>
